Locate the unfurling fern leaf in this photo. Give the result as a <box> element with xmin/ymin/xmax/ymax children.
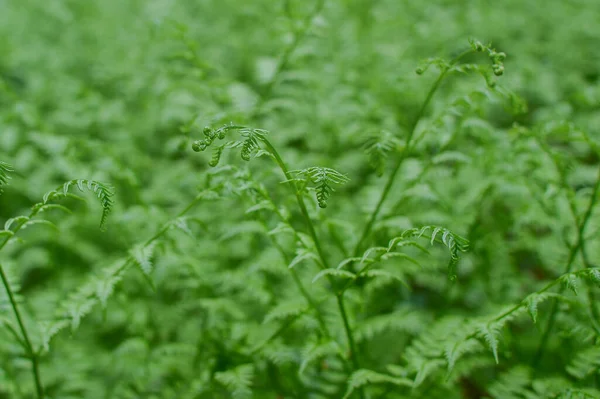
<box><xmin>362</xmin><ymin>131</ymin><xmax>402</xmax><ymax>176</ymax></box>
<box><xmin>289</xmin><ymin>167</ymin><xmax>350</xmax><ymax>208</ymax></box>
<box><xmin>209</xmin><ymin>144</ymin><xmax>226</xmax><ymax>167</ymax></box>
<box><xmin>191</xmin><ymin>124</ymin><xmax>269</xmax><ymax>164</ymax></box>
<box><xmin>0</xmin><ymin>161</ymin><xmax>12</xmax><ymax>195</ymax></box>
<box><xmin>43</xmin><ymin>179</ymin><xmax>115</xmax><ymax>230</ymax></box>
<box><xmin>239</xmin><ymin>128</ymin><xmax>268</xmax><ymax>161</ymax></box>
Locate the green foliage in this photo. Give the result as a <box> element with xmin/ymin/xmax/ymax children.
<box><xmin>1</xmin><ymin>1</ymin><xmax>600</xmax><ymax>398</ymax></box>
<box><xmin>362</xmin><ymin>131</ymin><xmax>402</xmax><ymax>177</ymax></box>
<box><xmin>289</xmin><ymin>166</ymin><xmax>350</xmax><ymax>208</ymax></box>
<box><xmin>0</xmin><ymin>162</ymin><xmax>12</xmax><ymax>195</ymax></box>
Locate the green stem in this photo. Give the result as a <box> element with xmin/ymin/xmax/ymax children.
<box><xmin>261</xmin><ymin>139</ymin><xmax>365</xmax><ymax>399</ymax></box>
<box><xmin>0</xmin><ymin>263</ymin><xmax>44</xmax><ymax>398</ymax></box>
<box><xmin>533</xmin><ymin>163</ymin><xmax>600</xmax><ymax>366</ymax></box>
<box><xmin>261</xmin><ymin>140</ymin><xmax>331</xmax><ymax>271</ymax></box>
<box><xmin>253</xmin><ymin>0</ymin><xmax>326</xmax><ymax>117</ymax></box>
<box><xmin>337</xmin><ymin>294</ymin><xmax>360</xmax><ymax>370</ymax></box>
<box><xmin>247</xmin><ymin>185</ymin><xmax>332</xmax><ymax>337</ymax></box>
<box><xmin>352</xmin><ymin>50</ymin><xmax>473</xmax><ymax>257</ymax></box>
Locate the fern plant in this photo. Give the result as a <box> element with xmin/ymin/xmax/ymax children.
<box><xmin>2</xmin><ymin>1</ymin><xmax>600</xmax><ymax>398</ymax></box>
<box><xmin>0</xmin><ymin>166</ymin><xmax>114</xmax><ymax>398</ymax></box>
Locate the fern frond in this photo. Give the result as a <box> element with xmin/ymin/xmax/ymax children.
<box><xmin>477</xmin><ymin>322</ymin><xmax>502</xmax><ymax>363</ymax></box>
<box><xmin>209</xmin><ymin>144</ymin><xmax>226</xmax><ymax>167</ymax></box>
<box><xmin>289</xmin><ymin>167</ymin><xmax>350</xmax><ymax>208</ymax></box>
<box><xmin>343</xmin><ymin>369</ymin><xmax>412</xmax><ymax>399</ymax></box>
<box><xmin>567</xmin><ymin>345</ymin><xmax>600</xmax><ymax>380</ymax></box>
<box><xmin>561</xmin><ymin>272</ymin><xmax>580</xmax><ymax>295</ymax></box>
<box><xmin>214</xmin><ymin>364</ymin><xmax>254</xmax><ymax>399</ymax></box>
<box><xmin>288</xmin><ymin>248</ymin><xmax>321</xmax><ymax>269</ymax></box>
<box><xmin>399</xmin><ymin>226</ymin><xmax>469</xmax><ymax>280</ymax></box>
<box><xmin>444</xmin><ymin>338</ymin><xmax>482</xmax><ymax>375</ymax></box>
<box><xmin>263</xmin><ymin>299</ymin><xmax>308</xmax><ymax>324</ymax></box>
<box><xmin>312</xmin><ymin>268</ymin><xmax>356</xmax><ymax>284</ymax></box>
<box><xmin>356</xmin><ymin>308</ymin><xmax>427</xmax><ymax>342</ymax></box>
<box><xmin>0</xmin><ymin>162</ymin><xmax>13</xmax><ymax>195</ymax></box>
<box><xmin>522</xmin><ymin>292</ymin><xmax>555</xmax><ymax>323</ymax></box>
<box><xmin>487</xmin><ymin>366</ymin><xmax>532</xmax><ymax>399</ymax></box>
<box><xmin>239</xmin><ymin>128</ymin><xmax>268</xmax><ymax>161</ymax></box>
<box><xmin>130</xmin><ymin>242</ymin><xmax>158</xmax><ymax>276</ymax></box>
<box><xmin>363</xmin><ymin>269</ymin><xmax>409</xmax><ymax>288</ymax></box>
<box><xmin>42</xmin><ymin>179</ymin><xmax>115</xmax><ymax>230</ymax></box>
<box><xmin>362</xmin><ymin>131</ymin><xmax>402</xmax><ymax>176</ymax></box>
<box><xmin>192</xmin><ymin>124</ymin><xmax>269</xmax><ymax>164</ymax></box>
<box><xmin>299</xmin><ymin>340</ymin><xmax>344</xmax><ymax>375</ymax></box>
<box><xmin>413</xmin><ymin>358</ymin><xmax>447</xmax><ymax>387</ymax></box>
<box><xmin>260</xmin><ymin>343</ymin><xmax>298</xmax><ymax>366</ymax></box>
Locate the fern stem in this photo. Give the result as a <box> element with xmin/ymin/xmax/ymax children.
<box><xmin>261</xmin><ymin>140</ymin><xmax>331</xmax><ymax>270</ymax></box>
<box><xmin>0</xmin><ymin>263</ymin><xmax>45</xmax><ymax>398</ymax></box>
<box><xmin>533</xmin><ymin>163</ymin><xmax>600</xmax><ymax>367</ymax></box>
<box><xmin>0</xmin><ymin>208</ymin><xmax>42</xmax><ymax>252</ymax></box>
<box><xmin>337</xmin><ymin>293</ymin><xmax>359</xmax><ymax>370</ymax></box>
<box><xmin>245</xmin><ymin>185</ymin><xmax>332</xmax><ymax>337</ymax></box>
<box><xmin>253</xmin><ymin>0</ymin><xmax>326</xmax><ymax>117</ymax></box>
<box><xmin>261</xmin><ymin>139</ymin><xmax>365</xmax><ymax>398</ymax></box>
<box><xmin>352</xmin><ymin>49</ymin><xmax>474</xmax><ymax>257</ymax></box>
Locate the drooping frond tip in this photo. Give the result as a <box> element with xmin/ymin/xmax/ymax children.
<box><xmin>0</xmin><ymin>161</ymin><xmax>13</xmax><ymax>195</ymax></box>
<box><xmin>289</xmin><ymin>167</ymin><xmax>350</xmax><ymax>208</ymax></box>
<box><xmin>362</xmin><ymin>131</ymin><xmax>402</xmax><ymax>177</ymax></box>
<box><xmin>43</xmin><ymin>179</ymin><xmax>115</xmax><ymax>230</ymax></box>
<box><xmin>400</xmin><ymin>226</ymin><xmax>469</xmax><ymax>281</ymax></box>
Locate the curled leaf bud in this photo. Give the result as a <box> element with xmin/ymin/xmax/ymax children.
<box><xmin>415</xmin><ymin>67</ymin><xmax>425</xmax><ymax>75</ymax></box>
<box><xmin>203</xmin><ymin>127</ymin><xmax>212</xmax><ymax>137</ymax></box>
<box><xmin>493</xmin><ymin>65</ymin><xmax>504</xmax><ymax>76</ymax></box>
<box><xmin>494</xmin><ymin>52</ymin><xmax>506</xmax><ymax>62</ymax></box>
<box><xmin>192</xmin><ymin>140</ymin><xmax>207</xmax><ymax>152</ymax></box>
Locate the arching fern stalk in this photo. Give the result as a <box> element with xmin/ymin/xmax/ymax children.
<box><xmin>0</xmin><ymin>176</ymin><xmax>114</xmax><ymax>399</ymax></box>
<box><xmin>42</xmin><ymin>179</ymin><xmax>115</xmax><ymax>231</ymax></box>
<box><xmin>353</xmin><ymin>39</ymin><xmax>507</xmax><ymax>256</ymax></box>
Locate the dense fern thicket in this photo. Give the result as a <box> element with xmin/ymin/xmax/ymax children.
<box><xmin>1</xmin><ymin>0</ymin><xmax>600</xmax><ymax>398</ymax></box>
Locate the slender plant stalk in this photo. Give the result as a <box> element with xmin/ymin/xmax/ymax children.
<box><xmin>533</xmin><ymin>163</ymin><xmax>600</xmax><ymax>366</ymax></box>
<box><xmin>253</xmin><ymin>0</ymin><xmax>326</xmax><ymax>117</ymax></box>
<box><xmin>243</xmin><ymin>182</ymin><xmax>332</xmax><ymax>337</ymax></box>
<box><xmin>0</xmin><ymin>196</ymin><xmax>50</xmax><ymax>398</ymax></box>
<box><xmin>0</xmin><ymin>263</ymin><xmax>45</xmax><ymax>399</ymax></box>
<box><xmin>352</xmin><ymin>49</ymin><xmax>474</xmax><ymax>257</ymax></box>
<box><xmin>261</xmin><ymin>139</ymin><xmax>365</xmax><ymax>399</ymax></box>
